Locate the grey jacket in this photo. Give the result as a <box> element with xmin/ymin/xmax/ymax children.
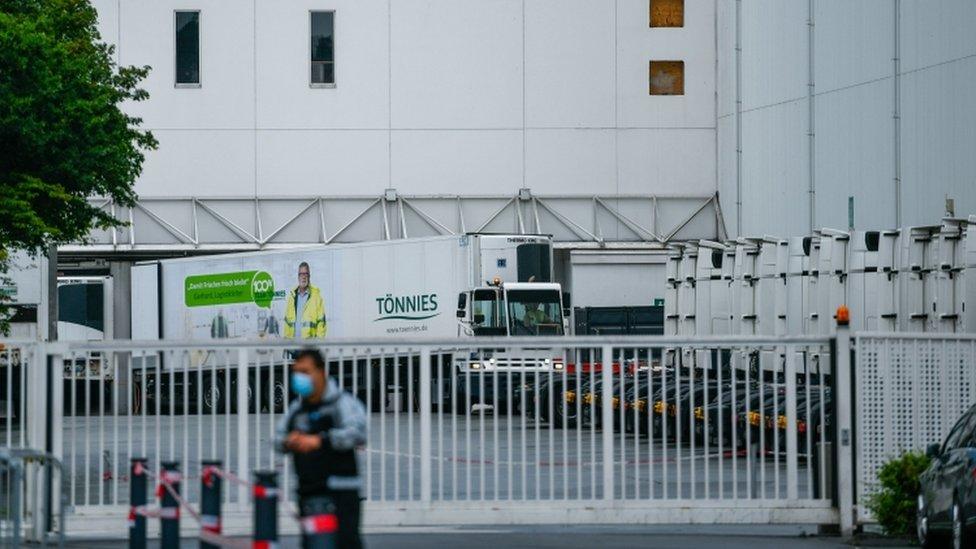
<box><xmin>275</xmin><ymin>377</ymin><xmax>367</xmax><ymax>493</ymax></box>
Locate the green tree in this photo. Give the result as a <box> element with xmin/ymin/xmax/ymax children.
<box><xmin>0</xmin><ymin>0</ymin><xmax>156</xmax><ymax>331</ymax></box>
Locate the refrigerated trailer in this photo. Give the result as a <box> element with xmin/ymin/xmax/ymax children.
<box><xmin>129</xmin><ymin>233</ymin><xmax>568</xmax><ymax>413</ymax></box>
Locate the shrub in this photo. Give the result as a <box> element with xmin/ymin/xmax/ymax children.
<box><xmin>865</xmin><ymin>451</ymin><xmax>931</xmax><ymax>538</ymax></box>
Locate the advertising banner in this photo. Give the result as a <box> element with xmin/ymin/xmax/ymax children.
<box><xmin>158</xmin><ymin>238</ymin><xmax>463</xmax><ymax>354</ymax></box>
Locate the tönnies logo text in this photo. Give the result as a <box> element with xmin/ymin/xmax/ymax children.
<box><xmin>374</xmin><ymin>293</ymin><xmax>439</xmax><ymax>321</ymax></box>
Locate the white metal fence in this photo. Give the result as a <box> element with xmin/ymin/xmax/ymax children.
<box><xmin>853</xmin><ymin>333</ymin><xmax>976</xmax><ymax>520</ymax></box>
<box><xmin>13</xmin><ymin>329</ymin><xmax>976</xmax><ymax>535</ymax></box>
<box><xmin>7</xmin><ymin>334</ymin><xmax>844</xmax><ymax>534</ymax></box>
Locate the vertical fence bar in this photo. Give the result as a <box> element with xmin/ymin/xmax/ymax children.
<box><xmin>601</xmin><ymin>344</ymin><xmax>614</xmax><ymax>501</ymax></box>
<box><xmin>236</xmin><ymin>348</ymin><xmax>249</xmax><ymax>509</ymax></box>
<box><xmin>784</xmin><ymin>345</ymin><xmax>799</xmax><ymax>500</ymax></box>
<box><xmin>419</xmin><ymin>347</ymin><xmax>432</xmax><ymax>503</ymax></box>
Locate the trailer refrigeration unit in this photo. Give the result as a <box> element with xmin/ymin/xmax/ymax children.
<box><xmin>130</xmin><ymin>234</ymin><xmax>567</xmax><ymax>413</ymax></box>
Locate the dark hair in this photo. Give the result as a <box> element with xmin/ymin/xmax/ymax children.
<box><xmin>298</xmin><ymin>261</ymin><xmax>310</xmax><ymax>272</ymax></box>
<box><xmin>293</xmin><ymin>348</ymin><xmax>325</xmax><ymax>370</ymax></box>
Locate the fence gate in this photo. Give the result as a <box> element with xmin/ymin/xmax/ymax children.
<box><xmin>2</xmin><ymin>335</ymin><xmax>855</xmax><ymax>537</ymax></box>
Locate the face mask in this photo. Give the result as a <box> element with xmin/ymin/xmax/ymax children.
<box><xmin>291</xmin><ymin>372</ymin><xmax>314</xmax><ymax>397</ymax></box>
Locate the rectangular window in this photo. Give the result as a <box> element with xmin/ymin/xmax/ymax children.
<box><xmin>310</xmin><ymin>11</ymin><xmax>335</xmax><ymax>86</ymax></box>
<box><xmin>649</xmin><ymin>60</ymin><xmax>684</xmax><ymax>95</ymax></box>
<box><xmin>175</xmin><ymin>11</ymin><xmax>200</xmax><ymax>86</ymax></box>
<box><xmin>650</xmin><ymin>0</ymin><xmax>684</xmax><ymax>27</ymax></box>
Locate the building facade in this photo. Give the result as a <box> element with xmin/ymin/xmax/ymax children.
<box><xmin>717</xmin><ymin>0</ymin><xmax>976</xmax><ymax>236</ymax></box>
<box><xmin>57</xmin><ymin>1</ymin><xmax>976</xmax><ymax>315</ymax></box>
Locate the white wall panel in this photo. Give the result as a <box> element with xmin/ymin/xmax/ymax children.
<box><xmin>739</xmin><ymin>100</ymin><xmax>809</xmax><ymax>236</ymax></box>
<box><xmin>717</xmin><ymin>115</ymin><xmax>737</xmax><ymax>234</ymax></box>
<box><xmin>617</xmin><ymin>129</ymin><xmax>715</xmax><ymax>195</ymax></box>
<box><xmin>616</xmin><ymin>0</ymin><xmax>715</xmax><ymax>128</ymax></box>
<box><xmin>739</xmin><ymin>0</ymin><xmax>806</xmax><ymax>111</ymax></box>
<box><xmin>256</xmin><ymin>0</ymin><xmax>389</xmax><ymax>129</ymax></box>
<box><xmin>814</xmin><ymin>80</ymin><xmax>895</xmax><ymax>230</ymax></box>
<box><xmin>256</xmin><ymin>131</ymin><xmax>389</xmax><ymax>196</ymax></box>
<box><xmin>900</xmin><ymin>0</ymin><xmax>976</xmax><ymax>74</ymax></box>
<box><xmin>91</xmin><ymin>0</ymin><xmax>119</xmax><ymax>56</ymax></box>
<box><xmin>524</xmin><ymin>0</ymin><xmax>613</xmax><ymax>128</ymax></box>
<box><xmin>716</xmin><ymin>0</ymin><xmax>735</xmax><ymax>119</ymax></box>
<box><xmin>814</xmin><ymin>0</ymin><xmax>892</xmax><ymax>93</ymax></box>
<box><xmin>391</xmin><ymin>130</ymin><xmax>523</xmax><ymax>195</ymax></box>
<box><xmin>136</xmin><ymin>130</ymin><xmax>255</xmax><ymax>197</ymax></box>
<box><xmin>570</xmin><ymin>252</ymin><xmax>667</xmax><ymax>308</ymax></box>
<box><xmin>524</xmin><ymin>130</ymin><xmax>614</xmax><ymax>194</ymax></box>
<box><xmin>99</xmin><ymin>0</ymin><xmax>719</xmax><ymax>245</ymax></box>
<box><xmin>900</xmin><ymin>58</ymin><xmax>976</xmax><ymax>224</ymax></box>
<box><xmin>391</xmin><ymin>0</ymin><xmax>523</xmax><ymax>129</ymax></box>
<box><xmin>119</xmin><ymin>0</ymin><xmax>255</xmax><ymax>130</ymax></box>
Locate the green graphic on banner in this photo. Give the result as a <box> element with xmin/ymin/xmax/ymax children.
<box><xmin>185</xmin><ymin>270</ymin><xmax>275</xmax><ymax>309</ymax></box>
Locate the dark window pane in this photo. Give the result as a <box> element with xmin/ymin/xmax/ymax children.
<box><xmin>516</xmin><ymin>243</ymin><xmax>552</xmax><ymax>282</ymax></box>
<box><xmin>311</xmin><ymin>11</ymin><xmax>334</xmax><ymax>84</ymax></box>
<box><xmin>176</xmin><ymin>11</ymin><xmax>200</xmax><ymax>84</ymax></box>
<box><xmin>58</xmin><ymin>283</ymin><xmax>104</xmax><ymax>333</ymax></box>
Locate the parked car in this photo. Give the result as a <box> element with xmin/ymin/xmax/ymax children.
<box><xmin>917</xmin><ymin>402</ymin><xmax>976</xmax><ymax>549</ymax></box>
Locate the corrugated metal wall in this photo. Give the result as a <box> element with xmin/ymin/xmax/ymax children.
<box><xmin>718</xmin><ymin>0</ymin><xmax>976</xmax><ymax>236</ymax></box>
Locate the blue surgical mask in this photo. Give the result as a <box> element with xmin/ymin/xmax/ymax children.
<box><xmin>291</xmin><ymin>372</ymin><xmax>314</xmax><ymax>397</ymax></box>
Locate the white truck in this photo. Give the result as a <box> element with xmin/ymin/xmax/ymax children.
<box><xmin>130</xmin><ymin>233</ymin><xmax>568</xmax><ymax>413</ymax></box>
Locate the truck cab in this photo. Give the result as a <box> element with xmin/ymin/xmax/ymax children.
<box><xmin>455</xmin><ymin>281</ymin><xmax>567</xmax><ymax>373</ymax></box>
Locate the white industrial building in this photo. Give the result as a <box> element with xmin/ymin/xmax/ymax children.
<box><xmin>42</xmin><ymin>0</ymin><xmax>976</xmax><ymax>333</ymax></box>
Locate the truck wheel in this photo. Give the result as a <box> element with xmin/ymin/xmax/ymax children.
<box><xmin>203</xmin><ymin>381</ymin><xmax>222</xmax><ymax>413</ymax></box>
<box><xmin>273</xmin><ymin>381</ymin><xmax>286</xmax><ymax>412</ymax></box>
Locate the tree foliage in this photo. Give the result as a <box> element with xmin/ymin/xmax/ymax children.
<box><xmin>0</xmin><ymin>0</ymin><xmax>156</xmax><ymax>330</ymax></box>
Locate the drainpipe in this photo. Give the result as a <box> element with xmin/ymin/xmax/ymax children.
<box><xmin>893</xmin><ymin>0</ymin><xmax>902</xmax><ymax>227</ymax></box>
<box><xmin>807</xmin><ymin>0</ymin><xmax>816</xmax><ymax>232</ymax></box>
<box><xmin>734</xmin><ymin>0</ymin><xmax>743</xmax><ymax>236</ymax></box>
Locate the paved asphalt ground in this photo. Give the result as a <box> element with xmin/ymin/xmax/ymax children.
<box><xmin>64</xmin><ymin>525</ymin><xmax>911</xmax><ymax>548</ymax></box>
<box><xmin>58</xmin><ymin>411</ymin><xmax>823</xmax><ymax>507</ymax></box>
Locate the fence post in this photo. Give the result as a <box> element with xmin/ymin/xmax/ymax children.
<box><xmin>253</xmin><ymin>471</ymin><xmax>278</xmax><ymax>549</ymax></box>
<box><xmin>159</xmin><ymin>461</ymin><xmax>181</xmax><ymax>549</ymax></box>
<box><xmin>200</xmin><ymin>460</ymin><xmax>222</xmax><ymax>549</ymax></box>
<box><xmin>237</xmin><ymin>348</ymin><xmax>249</xmax><ymax>509</ymax></box>
<box><xmin>128</xmin><ymin>458</ymin><xmax>147</xmax><ymax>549</ymax></box>
<box><xmin>419</xmin><ymin>347</ymin><xmax>432</xmax><ymax>503</ymax></box>
<box><xmin>601</xmin><ymin>344</ymin><xmax>614</xmax><ymax>501</ymax></box>
<box><xmin>784</xmin><ymin>346</ymin><xmax>799</xmax><ymax>499</ymax></box>
<box><xmin>834</xmin><ymin>309</ymin><xmax>855</xmax><ymax>536</ymax></box>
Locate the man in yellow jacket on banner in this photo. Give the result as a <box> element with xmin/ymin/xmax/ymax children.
<box><xmin>284</xmin><ymin>261</ymin><xmax>327</xmax><ymax>340</ymax></box>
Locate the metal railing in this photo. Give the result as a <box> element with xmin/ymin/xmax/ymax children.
<box><xmin>0</xmin><ymin>448</ymin><xmax>66</xmax><ymax>548</ymax></box>
<box><xmin>32</xmin><ymin>334</ymin><xmax>845</xmax><ymax>533</ymax></box>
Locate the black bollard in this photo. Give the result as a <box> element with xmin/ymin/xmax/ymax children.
<box><xmin>159</xmin><ymin>461</ymin><xmax>181</xmax><ymax>549</ymax></box>
<box><xmin>128</xmin><ymin>458</ymin><xmax>148</xmax><ymax>549</ymax></box>
<box><xmin>300</xmin><ymin>495</ymin><xmax>338</xmax><ymax>549</ymax></box>
<box><xmin>252</xmin><ymin>471</ymin><xmax>279</xmax><ymax>549</ymax></box>
<box><xmin>200</xmin><ymin>460</ymin><xmax>222</xmax><ymax>549</ymax></box>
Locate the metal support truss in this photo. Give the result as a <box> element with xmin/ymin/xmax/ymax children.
<box><xmin>60</xmin><ymin>191</ymin><xmax>726</xmax><ymax>258</ymax></box>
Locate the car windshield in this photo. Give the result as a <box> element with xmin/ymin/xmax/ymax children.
<box><xmin>507</xmin><ymin>289</ymin><xmax>563</xmax><ymax>336</ymax></box>
<box><xmin>471</xmin><ymin>289</ymin><xmax>508</xmax><ymax>336</ymax></box>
